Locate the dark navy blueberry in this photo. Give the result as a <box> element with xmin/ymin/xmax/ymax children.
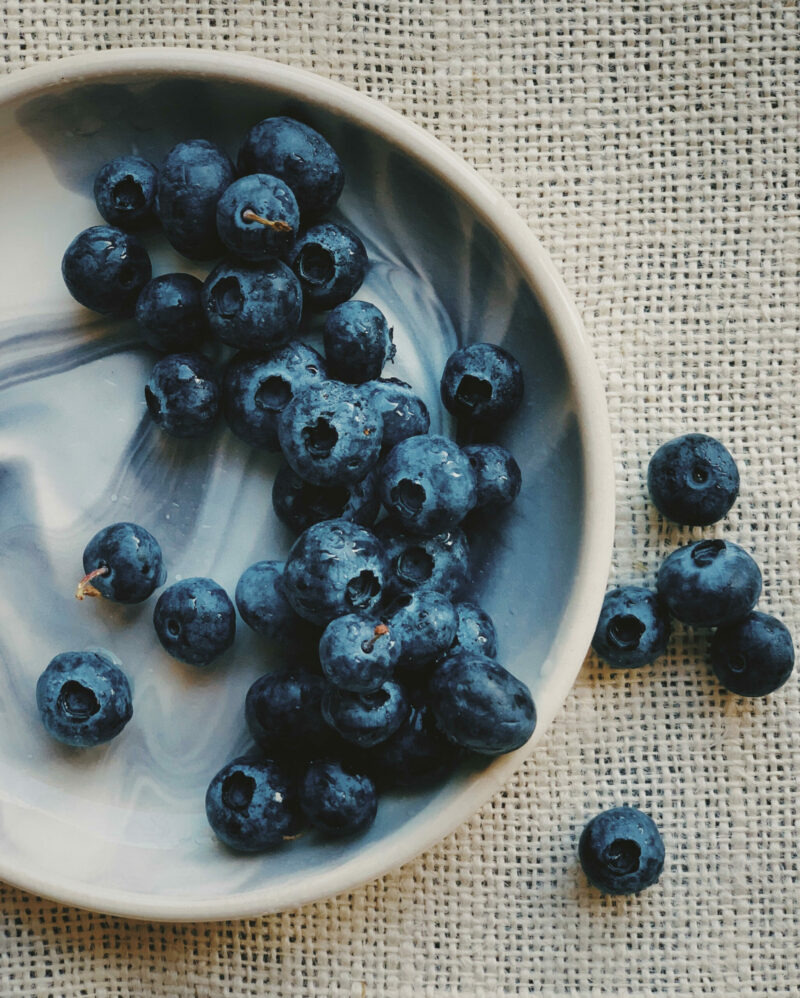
<box><xmin>323</xmin><ymin>301</ymin><xmax>395</xmax><ymax>384</ymax></box>
<box><xmin>657</xmin><ymin>539</ymin><xmax>762</xmax><ymax>628</ymax></box>
<box><xmin>319</xmin><ymin>613</ymin><xmax>402</xmax><ymax>693</ymax></box>
<box><xmin>80</xmin><ymin>521</ymin><xmax>166</xmax><ymax>604</ymax></box>
<box><xmin>205</xmin><ymin>755</ymin><xmax>302</xmax><ymax>852</ymax></box>
<box><xmin>216</xmin><ymin>174</ymin><xmax>300</xmax><ymax>262</ymax></box>
<box><xmin>202</xmin><ymin>258</ymin><xmax>302</xmax><ymax>350</ymax></box>
<box><xmin>145</xmin><ymin>352</ymin><xmax>220</xmax><ymax>438</ymax></box>
<box><xmin>289</xmin><ymin>222</ymin><xmax>367</xmax><ymax>309</ymax></box>
<box><xmin>592</xmin><ymin>586</ymin><xmax>671</xmax><ymax>670</ymax></box>
<box><xmin>579</xmin><ymin>806</ymin><xmax>665</xmax><ymax>895</ymax></box>
<box><xmin>245</xmin><ymin>671</ymin><xmax>332</xmax><ymax>758</ymax></box>
<box><xmin>282</xmin><ymin>519</ymin><xmax>389</xmax><ymax>626</ymax></box>
<box><xmin>710</xmin><ymin>611</ymin><xmax>795</xmax><ymax>697</ymax></box>
<box><xmin>452</xmin><ymin>601</ymin><xmax>498</xmax><ymax>659</ymax></box>
<box><xmin>370</xmin><ymin>702</ymin><xmax>463</xmax><ymax>790</ymax></box>
<box><xmin>647</xmin><ymin>433</ymin><xmax>740</xmax><ymax>526</ymax></box>
<box><xmin>62</xmin><ymin>224</ymin><xmax>151</xmax><ymax>317</ymax></box>
<box><xmin>272</xmin><ymin>463</ymin><xmax>379</xmax><ymax>534</ymax></box>
<box><xmin>93</xmin><ymin>155</ymin><xmax>157</xmax><ymax>229</ymax></box>
<box><xmin>156</xmin><ymin>139</ymin><xmax>234</xmax><ymax>259</ymax></box>
<box><xmin>463</xmin><ymin>444</ymin><xmax>522</xmax><ymax>509</ymax></box>
<box><xmin>36</xmin><ymin>649</ymin><xmax>133</xmax><ymax>748</ymax></box>
<box><xmin>379</xmin><ymin>434</ymin><xmax>477</xmax><ymax>536</ymax></box>
<box><xmin>237</xmin><ymin>116</ymin><xmax>344</xmax><ymax>219</ymax></box>
<box><xmin>374</xmin><ymin>520</ymin><xmax>471</xmax><ymax>599</ymax></box>
<box><xmin>322</xmin><ymin>679</ymin><xmax>409</xmax><ymax>747</ymax></box>
<box><xmin>135</xmin><ymin>273</ymin><xmax>208</xmax><ymax>353</ymax></box>
<box><xmin>222</xmin><ymin>344</ymin><xmax>326</xmax><ymax>451</ymax></box>
<box><xmin>300</xmin><ymin>759</ymin><xmax>377</xmax><ymax>837</ymax></box>
<box><xmin>386</xmin><ymin>591</ymin><xmax>458</xmax><ymax>671</ymax></box>
<box><xmin>277</xmin><ymin>380</ymin><xmax>383</xmax><ymax>487</ymax></box>
<box><xmin>365</xmin><ymin>378</ymin><xmax>431</xmax><ymax>451</ymax></box>
<box><xmin>234</xmin><ymin>561</ymin><xmax>313</xmax><ymax>648</ymax></box>
<box><xmin>153</xmin><ymin>577</ymin><xmax>236</xmax><ymax>666</ymax></box>
<box><xmin>441</xmin><ymin>342</ymin><xmax>524</xmax><ymax>424</ymax></box>
<box><xmin>429</xmin><ymin>653</ymin><xmax>536</xmax><ymax>755</ymax></box>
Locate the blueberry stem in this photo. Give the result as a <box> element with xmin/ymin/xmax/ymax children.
<box><xmin>362</xmin><ymin>623</ymin><xmax>389</xmax><ymax>654</ymax></box>
<box><xmin>75</xmin><ymin>565</ymin><xmax>109</xmax><ymax>601</ymax></box>
<box><xmin>241</xmin><ymin>209</ymin><xmax>292</xmax><ymax>232</ymax></box>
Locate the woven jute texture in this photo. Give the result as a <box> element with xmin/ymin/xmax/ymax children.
<box><xmin>2</xmin><ymin>2</ymin><xmax>798</xmax><ymax>995</ymax></box>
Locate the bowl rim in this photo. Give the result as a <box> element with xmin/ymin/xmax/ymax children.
<box><xmin>0</xmin><ymin>47</ymin><xmax>614</xmax><ymax>921</ymax></box>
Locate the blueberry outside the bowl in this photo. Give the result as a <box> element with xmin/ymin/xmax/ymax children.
<box><xmin>710</xmin><ymin>611</ymin><xmax>795</xmax><ymax>697</ymax></box>
<box><xmin>153</xmin><ymin>577</ymin><xmax>236</xmax><ymax>667</ymax></box>
<box><xmin>80</xmin><ymin>521</ymin><xmax>166</xmax><ymax>604</ymax></box>
<box><xmin>578</xmin><ymin>806</ymin><xmax>665</xmax><ymax>895</ymax></box>
<box><xmin>647</xmin><ymin>433</ymin><xmax>740</xmax><ymax>526</ymax></box>
<box><xmin>93</xmin><ymin>155</ymin><xmax>158</xmax><ymax>229</ymax></box>
<box><xmin>592</xmin><ymin>585</ymin><xmax>671</xmax><ymax>670</ymax></box>
<box><xmin>62</xmin><ymin>224</ymin><xmax>151</xmax><ymax>317</ymax></box>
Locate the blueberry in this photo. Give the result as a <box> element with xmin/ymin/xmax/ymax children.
<box><xmin>277</xmin><ymin>380</ymin><xmax>383</xmax><ymax>487</ymax></box>
<box><xmin>245</xmin><ymin>671</ymin><xmax>332</xmax><ymax>758</ymax></box>
<box><xmin>647</xmin><ymin>433</ymin><xmax>740</xmax><ymax>526</ymax></box>
<box><xmin>319</xmin><ymin>613</ymin><xmax>402</xmax><ymax>693</ymax></box>
<box><xmin>369</xmin><ymin>702</ymin><xmax>463</xmax><ymax>790</ymax></box>
<box><xmin>238</xmin><ymin>116</ymin><xmax>344</xmax><ymax>219</ymax></box>
<box><xmin>452</xmin><ymin>601</ymin><xmax>498</xmax><ymax>659</ymax></box>
<box><xmin>36</xmin><ymin>649</ymin><xmax>133</xmax><ymax>747</ymax></box>
<box><xmin>322</xmin><ymin>679</ymin><xmax>409</xmax><ymax>747</ymax></box>
<box><xmin>272</xmin><ymin>462</ymin><xmax>379</xmax><ymax>534</ymax></box>
<box><xmin>205</xmin><ymin>755</ymin><xmax>302</xmax><ymax>852</ymax></box>
<box><xmin>202</xmin><ymin>258</ymin><xmax>302</xmax><ymax>351</ymax></box>
<box><xmin>657</xmin><ymin>539</ymin><xmax>762</xmax><ymax>628</ymax></box>
<box><xmin>463</xmin><ymin>444</ymin><xmax>522</xmax><ymax>509</ymax></box>
<box><xmin>222</xmin><ymin>344</ymin><xmax>326</xmax><ymax>451</ymax></box>
<box><xmin>282</xmin><ymin>519</ymin><xmax>389</xmax><ymax>626</ymax></box>
<box><xmin>234</xmin><ymin>561</ymin><xmax>313</xmax><ymax>648</ymax></box>
<box><xmin>386</xmin><ymin>591</ymin><xmax>458</xmax><ymax>672</ymax></box>
<box><xmin>145</xmin><ymin>353</ymin><xmax>220</xmax><ymax>438</ymax></box>
<box><xmin>374</xmin><ymin>520</ymin><xmax>471</xmax><ymax>599</ymax></box>
<box><xmin>429</xmin><ymin>653</ymin><xmax>536</xmax><ymax>755</ymax></box>
<box><xmin>62</xmin><ymin>224</ymin><xmax>151</xmax><ymax>317</ymax></box>
<box><xmin>379</xmin><ymin>434</ymin><xmax>477</xmax><ymax>536</ymax></box>
<box><xmin>441</xmin><ymin>343</ymin><xmax>524</xmax><ymax>424</ymax></box>
<box><xmin>78</xmin><ymin>521</ymin><xmax>165</xmax><ymax>604</ymax></box>
<box><xmin>364</xmin><ymin>377</ymin><xmax>431</xmax><ymax>451</ymax></box>
<box><xmin>135</xmin><ymin>273</ymin><xmax>208</xmax><ymax>353</ymax></box>
<box><xmin>710</xmin><ymin>611</ymin><xmax>795</xmax><ymax>697</ymax></box>
<box><xmin>153</xmin><ymin>577</ymin><xmax>236</xmax><ymax>666</ymax></box>
<box><xmin>289</xmin><ymin>222</ymin><xmax>367</xmax><ymax>309</ymax></box>
<box><xmin>156</xmin><ymin>139</ymin><xmax>234</xmax><ymax>259</ymax></box>
<box><xmin>300</xmin><ymin>759</ymin><xmax>377</xmax><ymax>837</ymax></box>
<box><xmin>578</xmin><ymin>806</ymin><xmax>665</xmax><ymax>895</ymax></box>
<box><xmin>93</xmin><ymin>155</ymin><xmax>158</xmax><ymax>229</ymax></box>
<box><xmin>591</xmin><ymin>586</ymin><xmax>671</xmax><ymax>670</ymax></box>
<box><xmin>216</xmin><ymin>174</ymin><xmax>300</xmax><ymax>261</ymax></box>
<box><xmin>323</xmin><ymin>301</ymin><xmax>395</xmax><ymax>384</ymax></box>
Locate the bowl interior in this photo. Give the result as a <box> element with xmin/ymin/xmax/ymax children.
<box><xmin>0</xmin><ymin>66</ymin><xmax>588</xmax><ymax>917</ymax></box>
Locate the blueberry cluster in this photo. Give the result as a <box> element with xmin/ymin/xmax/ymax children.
<box><xmin>48</xmin><ymin>117</ymin><xmax>536</xmax><ymax>853</ymax></box>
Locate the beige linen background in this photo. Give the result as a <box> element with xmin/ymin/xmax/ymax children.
<box><xmin>2</xmin><ymin>2</ymin><xmax>798</xmax><ymax>995</ymax></box>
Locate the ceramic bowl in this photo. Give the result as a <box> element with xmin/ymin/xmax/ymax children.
<box><xmin>0</xmin><ymin>49</ymin><xmax>613</xmax><ymax>919</ymax></box>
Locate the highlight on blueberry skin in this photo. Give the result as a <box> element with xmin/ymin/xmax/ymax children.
<box><xmin>93</xmin><ymin>155</ymin><xmax>158</xmax><ymax>229</ymax></box>
<box><xmin>592</xmin><ymin>586</ymin><xmax>671</xmax><ymax>670</ymax></box>
<box><xmin>440</xmin><ymin>342</ymin><xmax>524</xmax><ymax>425</ymax></box>
<box><xmin>272</xmin><ymin>463</ymin><xmax>380</xmax><ymax>534</ymax></box>
<box><xmin>216</xmin><ymin>173</ymin><xmax>300</xmax><ymax>262</ymax></box>
<box><xmin>77</xmin><ymin>521</ymin><xmax>166</xmax><ymax>604</ymax></box>
<box><xmin>451</xmin><ymin>601</ymin><xmax>498</xmax><ymax>659</ymax></box>
<box><xmin>237</xmin><ymin>116</ymin><xmax>345</xmax><ymax>220</ymax></box>
<box><xmin>647</xmin><ymin>433</ymin><xmax>740</xmax><ymax>526</ymax></box>
<box><xmin>289</xmin><ymin>222</ymin><xmax>368</xmax><ymax>309</ymax></box>
<box><xmin>322</xmin><ymin>679</ymin><xmax>409</xmax><ymax>748</ymax></box>
<box><xmin>300</xmin><ymin>759</ymin><xmax>378</xmax><ymax>838</ymax></box>
<box><xmin>323</xmin><ymin>300</ymin><xmax>396</xmax><ymax>384</ymax></box>
<box><xmin>710</xmin><ymin>611</ymin><xmax>795</xmax><ymax>697</ymax></box>
<box><xmin>62</xmin><ymin>224</ymin><xmax>151</xmax><ymax>317</ymax></box>
<box><xmin>245</xmin><ymin>671</ymin><xmax>332</xmax><ymax>759</ymax></box>
<box><xmin>234</xmin><ymin>560</ymin><xmax>312</xmax><ymax>648</ymax></box>
<box><xmin>205</xmin><ymin>755</ymin><xmax>303</xmax><ymax>852</ymax></box>
<box><xmin>319</xmin><ymin>613</ymin><xmax>402</xmax><ymax>694</ymax></box>
<box><xmin>428</xmin><ymin>653</ymin><xmax>536</xmax><ymax>756</ymax></box>
<box><xmin>365</xmin><ymin>377</ymin><xmax>431</xmax><ymax>452</ymax></box>
<box><xmin>145</xmin><ymin>352</ymin><xmax>220</xmax><ymax>439</ymax></box>
<box><xmin>36</xmin><ymin>649</ymin><xmax>133</xmax><ymax>748</ymax></box>
<box><xmin>153</xmin><ymin>577</ymin><xmax>236</xmax><ymax>667</ymax></box>
<box><xmin>374</xmin><ymin>521</ymin><xmax>471</xmax><ymax>599</ymax></box>
<box><xmin>578</xmin><ymin>806</ymin><xmax>665</xmax><ymax>895</ymax></box>
<box><xmin>656</xmin><ymin>539</ymin><xmax>762</xmax><ymax>628</ymax></box>
<box><xmin>135</xmin><ymin>273</ymin><xmax>208</xmax><ymax>353</ymax></box>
